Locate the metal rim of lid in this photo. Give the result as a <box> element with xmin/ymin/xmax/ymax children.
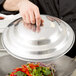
<box><xmin>1</xmin><ymin>15</ymin><xmax>75</xmax><ymax>62</ymax></box>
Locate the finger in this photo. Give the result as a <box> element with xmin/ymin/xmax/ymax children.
<box><xmin>36</xmin><ymin>17</ymin><xmax>41</xmax><ymax>27</ymax></box>
<box><xmin>41</xmin><ymin>19</ymin><xmax>44</xmax><ymax>24</ymax></box>
<box><xmin>25</xmin><ymin>12</ymin><xmax>31</xmax><ymax>23</ymax></box>
<box><xmin>29</xmin><ymin>10</ymin><xmax>35</xmax><ymax>24</ymax></box>
<box><xmin>31</xmin><ymin>25</ymin><xmax>36</xmax><ymax>32</ymax></box>
<box><xmin>28</xmin><ymin>24</ymin><xmax>32</xmax><ymax>29</ymax></box>
<box><xmin>21</xmin><ymin>14</ymin><xmax>26</xmax><ymax>22</ymax></box>
<box><xmin>23</xmin><ymin>21</ymin><xmax>33</xmax><ymax>31</ymax></box>
<box><xmin>36</xmin><ymin>26</ymin><xmax>40</xmax><ymax>32</ymax></box>
<box><xmin>24</xmin><ymin>23</ymin><xmax>29</xmax><ymax>29</ymax></box>
<box><xmin>35</xmin><ymin>14</ymin><xmax>41</xmax><ymax>32</ymax></box>
<box><xmin>41</xmin><ymin>19</ymin><xmax>44</xmax><ymax>26</ymax></box>
<box><xmin>34</xmin><ymin>7</ymin><xmax>41</xmax><ymax>27</ymax></box>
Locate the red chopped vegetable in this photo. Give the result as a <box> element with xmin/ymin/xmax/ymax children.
<box><xmin>29</xmin><ymin>63</ymin><xmax>39</xmax><ymax>69</ymax></box>
<box><xmin>0</xmin><ymin>16</ymin><xmax>4</xmax><ymax>20</ymax></box>
<box><xmin>9</xmin><ymin>63</ymin><xmax>55</xmax><ymax>76</ymax></box>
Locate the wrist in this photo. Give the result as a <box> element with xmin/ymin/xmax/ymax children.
<box><xmin>18</xmin><ymin>0</ymin><xmax>29</xmax><ymax>10</ymax></box>
<box><xmin>3</xmin><ymin>0</ymin><xmax>24</xmax><ymax>11</ymax></box>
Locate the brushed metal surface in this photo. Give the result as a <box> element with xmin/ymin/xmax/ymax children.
<box><xmin>2</xmin><ymin>15</ymin><xmax>75</xmax><ymax>61</ymax></box>
<box><xmin>0</xmin><ymin>33</ymin><xmax>6</xmax><ymax>51</ymax></box>
<box><xmin>0</xmin><ymin>55</ymin><xmax>76</xmax><ymax>76</ymax></box>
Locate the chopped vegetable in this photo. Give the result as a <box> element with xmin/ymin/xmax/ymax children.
<box><xmin>8</xmin><ymin>63</ymin><xmax>55</xmax><ymax>76</ymax></box>
<box><xmin>0</xmin><ymin>16</ymin><xmax>4</xmax><ymax>20</ymax></box>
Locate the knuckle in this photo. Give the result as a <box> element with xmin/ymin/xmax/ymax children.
<box><xmin>25</xmin><ymin>10</ymin><xmax>28</xmax><ymax>14</ymax></box>
<box><xmin>31</xmin><ymin>19</ymin><xmax>35</xmax><ymax>22</ymax></box>
<box><xmin>29</xmin><ymin>8</ymin><xmax>32</xmax><ymax>12</ymax></box>
<box><xmin>34</xmin><ymin>6</ymin><xmax>39</xmax><ymax>10</ymax></box>
<box><xmin>37</xmin><ymin>7</ymin><xmax>39</xmax><ymax>10</ymax></box>
<box><xmin>25</xmin><ymin>20</ymin><xmax>29</xmax><ymax>23</ymax></box>
<box><xmin>27</xmin><ymin>20</ymin><xmax>30</xmax><ymax>23</ymax></box>
<box><xmin>36</xmin><ymin>16</ymin><xmax>41</xmax><ymax>20</ymax></box>
<box><xmin>36</xmin><ymin>6</ymin><xmax>39</xmax><ymax>9</ymax></box>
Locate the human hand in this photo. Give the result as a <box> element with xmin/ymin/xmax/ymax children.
<box><xmin>18</xmin><ymin>0</ymin><xmax>44</xmax><ymax>32</ymax></box>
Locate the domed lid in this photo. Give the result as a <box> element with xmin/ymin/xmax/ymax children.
<box><xmin>2</xmin><ymin>15</ymin><xmax>75</xmax><ymax>62</ymax></box>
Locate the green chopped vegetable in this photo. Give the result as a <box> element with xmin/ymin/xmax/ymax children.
<box><xmin>42</xmin><ymin>67</ymin><xmax>51</xmax><ymax>75</ymax></box>
<box><xmin>7</xmin><ymin>63</ymin><xmax>55</xmax><ymax>76</ymax></box>
<box><xmin>16</xmin><ymin>71</ymin><xmax>26</xmax><ymax>76</ymax></box>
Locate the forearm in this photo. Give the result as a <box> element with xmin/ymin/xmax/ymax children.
<box><xmin>3</xmin><ymin>0</ymin><xmax>29</xmax><ymax>11</ymax></box>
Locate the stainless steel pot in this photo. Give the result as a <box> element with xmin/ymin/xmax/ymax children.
<box><xmin>1</xmin><ymin>15</ymin><xmax>75</xmax><ymax>62</ymax></box>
